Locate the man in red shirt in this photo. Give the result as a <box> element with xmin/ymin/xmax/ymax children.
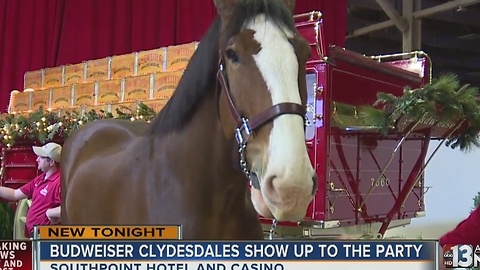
<box><xmin>438</xmin><ymin>205</ymin><xmax>480</xmax><ymax>270</ymax></box>
<box><xmin>439</xmin><ymin>205</ymin><xmax>480</xmax><ymax>247</ymax></box>
<box><xmin>0</xmin><ymin>142</ymin><xmax>62</xmax><ymax>237</ymax></box>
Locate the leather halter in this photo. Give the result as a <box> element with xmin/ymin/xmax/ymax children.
<box><xmin>216</xmin><ymin>52</ymin><xmax>306</xmax><ymax>188</ymax></box>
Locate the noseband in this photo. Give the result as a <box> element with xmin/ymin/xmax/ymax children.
<box><xmin>216</xmin><ymin>53</ymin><xmax>306</xmax><ymax>189</ymax></box>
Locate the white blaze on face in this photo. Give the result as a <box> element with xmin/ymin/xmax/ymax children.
<box><xmin>246</xmin><ymin>15</ymin><xmax>315</xmax><ymax>221</ymax></box>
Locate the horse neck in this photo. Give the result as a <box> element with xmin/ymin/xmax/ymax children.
<box><xmin>159</xmin><ymin>91</ymin><xmax>248</xmax><ymax>202</ymax></box>
<box><xmin>152</xmin><ymin>90</ymin><xmax>264</xmax><ymax>239</ymax></box>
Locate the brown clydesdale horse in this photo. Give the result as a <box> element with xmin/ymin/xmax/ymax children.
<box><xmin>61</xmin><ymin>0</ymin><xmax>317</xmax><ymax>240</ymax></box>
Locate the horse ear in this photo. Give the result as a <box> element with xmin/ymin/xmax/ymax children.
<box><xmin>283</xmin><ymin>0</ymin><xmax>296</xmax><ymax>13</ymax></box>
<box><xmin>214</xmin><ymin>0</ymin><xmax>237</xmax><ymax>21</ymax></box>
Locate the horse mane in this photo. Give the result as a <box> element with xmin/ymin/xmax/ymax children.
<box><xmin>149</xmin><ymin>0</ymin><xmax>296</xmax><ymax>136</ymax></box>
<box><xmin>222</xmin><ymin>0</ymin><xmax>297</xmax><ymax>47</ymax></box>
<box><xmin>148</xmin><ymin>17</ymin><xmax>221</xmax><ymax>136</ymax></box>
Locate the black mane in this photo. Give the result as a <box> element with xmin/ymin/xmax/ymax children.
<box><xmin>222</xmin><ymin>0</ymin><xmax>297</xmax><ymax>48</ymax></box>
<box><xmin>149</xmin><ymin>0</ymin><xmax>296</xmax><ymax>136</ymax></box>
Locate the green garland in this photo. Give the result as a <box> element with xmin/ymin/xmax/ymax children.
<box><xmin>0</xmin><ymin>102</ymin><xmax>157</xmax><ymax>147</ymax></box>
<box><xmin>351</xmin><ymin>74</ymin><xmax>480</xmax><ymax>152</ymax></box>
<box><xmin>2</xmin><ymin>74</ymin><xmax>479</xmax><ymax>152</ymax></box>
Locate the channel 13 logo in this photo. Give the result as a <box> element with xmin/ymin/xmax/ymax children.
<box><xmin>443</xmin><ymin>244</ymin><xmax>480</xmax><ymax>268</ymax></box>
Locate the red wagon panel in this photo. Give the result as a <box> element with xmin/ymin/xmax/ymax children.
<box><xmin>260</xmin><ymin>13</ymin><xmax>432</xmax><ymax>238</ymax></box>
<box><xmin>2</xmin><ymin>10</ymin><xmax>436</xmax><ymax>240</ymax></box>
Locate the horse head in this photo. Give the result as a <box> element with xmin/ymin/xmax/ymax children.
<box><xmin>213</xmin><ymin>0</ymin><xmax>318</xmax><ymax>222</ymax></box>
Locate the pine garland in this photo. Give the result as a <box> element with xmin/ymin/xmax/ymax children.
<box><xmin>351</xmin><ymin>74</ymin><xmax>480</xmax><ymax>152</ymax></box>
<box><xmin>0</xmin><ymin>102</ymin><xmax>158</xmax><ymax>148</ymax></box>
<box><xmin>2</xmin><ymin>74</ymin><xmax>479</xmax><ymax>152</ymax></box>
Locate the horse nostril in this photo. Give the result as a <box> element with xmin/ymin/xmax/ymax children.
<box><xmin>250</xmin><ymin>172</ymin><xmax>261</xmax><ymax>190</ymax></box>
<box><xmin>311</xmin><ymin>174</ymin><xmax>318</xmax><ymax>195</ymax></box>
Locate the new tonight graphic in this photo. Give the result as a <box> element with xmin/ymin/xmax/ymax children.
<box><xmin>39</xmin><ymin>241</ymin><xmax>436</xmax><ymax>261</ymax></box>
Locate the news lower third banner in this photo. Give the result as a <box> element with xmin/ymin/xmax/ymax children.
<box><xmin>36</xmin><ymin>225</ymin><xmax>182</xmax><ymax>240</ymax></box>
<box><xmin>0</xmin><ymin>241</ymin><xmax>32</xmax><ymax>270</ymax></box>
<box><xmin>1</xmin><ymin>225</ymin><xmax>447</xmax><ymax>270</ymax></box>
<box><xmin>37</xmin><ymin>241</ymin><xmax>437</xmax><ymax>270</ymax></box>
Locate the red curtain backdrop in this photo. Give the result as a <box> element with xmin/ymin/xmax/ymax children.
<box><xmin>0</xmin><ymin>0</ymin><xmax>346</xmax><ymax>112</ymax></box>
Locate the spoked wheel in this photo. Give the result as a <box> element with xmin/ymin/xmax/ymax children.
<box><xmin>13</xmin><ymin>199</ymin><xmax>31</xmax><ymax>240</ymax></box>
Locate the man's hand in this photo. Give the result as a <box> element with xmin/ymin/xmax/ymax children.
<box><xmin>46</xmin><ymin>207</ymin><xmax>61</xmax><ymax>224</ymax></box>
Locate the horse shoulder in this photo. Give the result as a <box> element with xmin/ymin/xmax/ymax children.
<box><xmin>61</xmin><ymin>119</ymin><xmax>150</xmax><ymax>184</ymax></box>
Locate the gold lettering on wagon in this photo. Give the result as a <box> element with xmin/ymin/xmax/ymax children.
<box><xmin>397</xmin><ymin>115</ymin><xmax>456</xmax><ymax>130</ymax></box>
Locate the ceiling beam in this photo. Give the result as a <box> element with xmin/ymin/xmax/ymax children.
<box><xmin>347</xmin><ymin>20</ymin><xmax>396</xmax><ymax>38</ymax></box>
<box><xmin>349</xmin><ymin>0</ymin><xmax>480</xmax><ymax>27</ymax></box>
<box><xmin>375</xmin><ymin>0</ymin><xmax>409</xmax><ymax>32</ymax></box>
<box><xmin>414</xmin><ymin>0</ymin><xmax>480</xmax><ymax>19</ymax></box>
<box><xmin>347</xmin><ymin>0</ymin><xmax>480</xmax><ymax>38</ymax></box>
<box><xmin>348</xmin><ymin>17</ymin><xmax>480</xmax><ymax>54</ymax></box>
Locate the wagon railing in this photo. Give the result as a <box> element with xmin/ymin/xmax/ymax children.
<box><xmin>331</xmin><ymin>72</ymin><xmax>480</xmax><ymax>237</ymax></box>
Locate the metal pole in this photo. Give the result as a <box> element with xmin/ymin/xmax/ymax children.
<box><xmin>375</xmin><ymin>0</ymin><xmax>409</xmax><ymax>32</ymax></box>
<box><xmin>402</xmin><ymin>0</ymin><xmax>422</xmax><ymax>52</ymax></box>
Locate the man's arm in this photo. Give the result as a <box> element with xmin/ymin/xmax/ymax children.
<box><xmin>46</xmin><ymin>206</ymin><xmax>61</xmax><ymax>224</ymax></box>
<box><xmin>0</xmin><ymin>186</ymin><xmax>28</xmax><ymax>201</ymax></box>
<box><xmin>439</xmin><ymin>205</ymin><xmax>480</xmax><ymax>246</ymax></box>
<box><xmin>46</xmin><ymin>206</ymin><xmax>61</xmax><ymax>218</ymax></box>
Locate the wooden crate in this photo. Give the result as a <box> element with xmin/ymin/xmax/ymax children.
<box><xmin>30</xmin><ymin>89</ymin><xmax>51</xmax><ymax>111</ymax></box>
<box><xmin>96</xmin><ymin>79</ymin><xmax>122</xmax><ymax>105</ymax></box>
<box><xmin>8</xmin><ymin>90</ymin><xmax>32</xmax><ymax>114</ymax></box>
<box><xmin>111</xmin><ymin>53</ymin><xmax>136</xmax><ymax>79</ymax></box>
<box><xmin>153</xmin><ymin>71</ymin><xmax>182</xmax><ymax>100</ymax></box>
<box><xmin>86</xmin><ymin>57</ymin><xmax>110</xmax><ymax>83</ymax></box>
<box><xmin>142</xmin><ymin>99</ymin><xmax>168</xmax><ymax>113</ymax></box>
<box><xmin>123</xmin><ymin>74</ymin><xmax>151</xmax><ymax>102</ymax></box>
<box><xmin>72</xmin><ymin>83</ymin><xmax>95</xmax><ymax>108</ymax></box>
<box><xmin>136</xmin><ymin>48</ymin><xmax>166</xmax><ymax>75</ymax></box>
<box><xmin>64</xmin><ymin>63</ymin><xmax>86</xmax><ymax>85</ymax></box>
<box><xmin>51</xmin><ymin>85</ymin><xmax>74</xmax><ymax>110</ymax></box>
<box><xmin>43</xmin><ymin>66</ymin><xmax>64</xmax><ymax>89</ymax></box>
<box><xmin>166</xmin><ymin>42</ymin><xmax>198</xmax><ymax>71</ymax></box>
<box><xmin>24</xmin><ymin>70</ymin><xmax>44</xmax><ymax>90</ymax></box>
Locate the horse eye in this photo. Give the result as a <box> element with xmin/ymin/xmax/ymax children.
<box><xmin>225</xmin><ymin>49</ymin><xmax>239</xmax><ymax>63</ymax></box>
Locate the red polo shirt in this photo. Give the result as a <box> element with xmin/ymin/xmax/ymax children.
<box><xmin>19</xmin><ymin>170</ymin><xmax>61</xmax><ymax>234</ymax></box>
<box><xmin>439</xmin><ymin>205</ymin><xmax>480</xmax><ymax>246</ymax></box>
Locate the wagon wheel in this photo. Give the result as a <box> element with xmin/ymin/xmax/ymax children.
<box><xmin>13</xmin><ymin>198</ymin><xmax>31</xmax><ymax>240</ymax></box>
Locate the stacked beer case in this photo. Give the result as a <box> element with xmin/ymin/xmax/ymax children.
<box><xmin>8</xmin><ymin>42</ymin><xmax>199</xmax><ymax>117</ymax></box>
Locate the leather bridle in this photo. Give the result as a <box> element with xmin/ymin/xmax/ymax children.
<box><xmin>216</xmin><ymin>53</ymin><xmax>306</xmax><ymax>189</ymax></box>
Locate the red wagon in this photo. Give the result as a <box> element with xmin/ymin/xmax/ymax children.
<box><xmin>1</xmin><ymin>11</ymin><xmax>460</xmax><ymax>240</ymax></box>
<box><xmin>259</xmin><ymin>11</ymin><xmax>437</xmax><ymax>239</ymax></box>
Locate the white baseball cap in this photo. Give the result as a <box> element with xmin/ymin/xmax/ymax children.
<box><xmin>32</xmin><ymin>142</ymin><xmax>62</xmax><ymax>163</ymax></box>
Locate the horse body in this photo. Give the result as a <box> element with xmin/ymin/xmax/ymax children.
<box><xmin>62</xmin><ymin>0</ymin><xmax>316</xmax><ymax>240</ymax></box>
<box><xmin>62</xmin><ymin>96</ymin><xmax>263</xmax><ymax>239</ymax></box>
